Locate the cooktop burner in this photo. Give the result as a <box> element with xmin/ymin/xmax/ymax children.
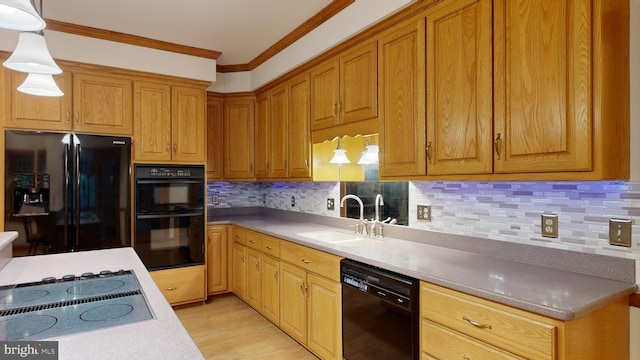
<box><xmin>0</xmin><ymin>270</ymin><xmax>154</xmax><ymax>341</ymax></box>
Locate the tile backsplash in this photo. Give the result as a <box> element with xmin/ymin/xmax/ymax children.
<box><xmin>208</xmin><ymin>181</ymin><xmax>640</xmax><ymax>262</ymax></box>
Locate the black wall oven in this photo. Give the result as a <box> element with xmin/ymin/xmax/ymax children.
<box><xmin>134</xmin><ymin>165</ymin><xmax>205</xmax><ymax>270</ymax></box>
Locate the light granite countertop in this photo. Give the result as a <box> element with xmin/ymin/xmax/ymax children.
<box><xmin>209</xmin><ymin>212</ymin><xmax>637</xmax><ymax>321</ymax></box>
<box><xmin>0</xmin><ymin>246</ymin><xmax>204</xmax><ymax>360</ymax></box>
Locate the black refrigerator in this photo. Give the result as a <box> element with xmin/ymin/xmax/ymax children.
<box><xmin>4</xmin><ymin>130</ymin><xmax>131</xmax><ymax>256</ymax></box>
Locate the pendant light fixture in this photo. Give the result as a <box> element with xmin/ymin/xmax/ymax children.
<box><xmin>1</xmin><ymin>0</ymin><xmax>63</xmax><ymax>96</ymax></box>
<box><xmin>329</xmin><ymin>138</ymin><xmax>350</xmax><ymax>165</ymax></box>
<box><xmin>0</xmin><ymin>0</ymin><xmax>46</xmax><ymax>31</ymax></box>
<box><xmin>18</xmin><ymin>72</ymin><xmax>63</xmax><ymax>96</ymax></box>
<box><xmin>357</xmin><ymin>138</ymin><xmax>379</xmax><ymax>165</ymax></box>
<box><xmin>4</xmin><ymin>31</ymin><xmax>62</xmax><ymax>74</ymax></box>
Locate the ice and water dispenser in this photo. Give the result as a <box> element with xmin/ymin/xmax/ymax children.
<box><xmin>12</xmin><ymin>173</ymin><xmax>50</xmax><ymax>216</ymax></box>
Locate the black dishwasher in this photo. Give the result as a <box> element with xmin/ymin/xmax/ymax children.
<box><xmin>341</xmin><ymin>258</ymin><xmax>419</xmax><ymax>360</ymax></box>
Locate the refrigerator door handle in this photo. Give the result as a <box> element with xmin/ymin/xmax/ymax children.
<box><xmin>64</xmin><ymin>142</ymin><xmax>70</xmax><ymax>249</ymax></box>
<box><xmin>74</xmin><ymin>143</ymin><xmax>81</xmax><ymax>250</ymax></box>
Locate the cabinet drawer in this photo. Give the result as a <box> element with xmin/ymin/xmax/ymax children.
<box><xmin>262</xmin><ymin>235</ymin><xmax>280</xmax><ymax>257</ymax></box>
<box><xmin>420</xmin><ymin>282</ymin><xmax>556</xmax><ymax>360</ymax></box>
<box><xmin>246</xmin><ymin>230</ymin><xmax>262</xmax><ymax>250</ymax></box>
<box><xmin>150</xmin><ymin>265</ymin><xmax>206</xmax><ymax>305</ymax></box>
<box><xmin>280</xmin><ymin>241</ymin><xmax>341</xmax><ymax>282</ymax></box>
<box><xmin>421</xmin><ymin>319</ymin><xmax>526</xmax><ymax>360</ymax></box>
<box><xmin>231</xmin><ymin>227</ymin><xmax>246</xmax><ymax>245</ymax></box>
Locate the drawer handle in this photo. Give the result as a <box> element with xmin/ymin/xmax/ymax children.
<box><xmin>249</xmin><ymin>240</ymin><xmax>256</xmax><ymax>243</ymax></box>
<box><xmin>265</xmin><ymin>245</ymin><xmax>273</xmax><ymax>250</ymax></box>
<box><xmin>462</xmin><ymin>316</ymin><xmax>492</xmax><ymax>329</ymax></box>
<box><xmin>300</xmin><ymin>258</ymin><xmax>311</xmax><ymax>264</ymax></box>
<box><xmin>164</xmin><ymin>286</ymin><xmax>178</xmax><ymax>291</ymax></box>
<box><xmin>463</xmin><ymin>355</ymin><xmax>471</xmax><ymax>360</ymax></box>
<box><xmin>235</xmin><ymin>235</ymin><xmax>241</xmax><ymax>238</ymax></box>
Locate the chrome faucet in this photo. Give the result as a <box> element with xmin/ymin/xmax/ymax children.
<box><xmin>370</xmin><ymin>194</ymin><xmax>385</xmax><ymax>238</ymax></box>
<box><xmin>340</xmin><ymin>194</ymin><xmax>365</xmax><ymax>235</ymax></box>
<box><xmin>374</xmin><ymin>194</ymin><xmax>384</xmax><ymax>222</ymax></box>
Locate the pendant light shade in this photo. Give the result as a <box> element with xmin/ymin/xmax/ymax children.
<box><xmin>329</xmin><ymin>139</ymin><xmax>350</xmax><ymax>165</ymax></box>
<box><xmin>0</xmin><ymin>0</ymin><xmax>45</xmax><ymax>31</ymax></box>
<box><xmin>18</xmin><ymin>73</ymin><xmax>63</xmax><ymax>96</ymax></box>
<box><xmin>357</xmin><ymin>144</ymin><xmax>379</xmax><ymax>164</ymax></box>
<box><xmin>4</xmin><ymin>32</ymin><xmax>62</xmax><ymax>74</ymax></box>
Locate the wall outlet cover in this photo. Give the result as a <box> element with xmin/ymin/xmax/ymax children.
<box><xmin>541</xmin><ymin>214</ymin><xmax>558</xmax><ymax>238</ymax></box>
<box><xmin>291</xmin><ymin>196</ymin><xmax>296</xmax><ymax>207</ymax></box>
<box><xmin>327</xmin><ymin>198</ymin><xmax>335</xmax><ymax>210</ymax></box>
<box><xmin>417</xmin><ymin>205</ymin><xmax>431</xmax><ymax>221</ymax></box>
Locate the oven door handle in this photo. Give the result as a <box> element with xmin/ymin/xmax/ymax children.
<box><xmin>136</xmin><ymin>212</ymin><xmax>203</xmax><ymax>220</ymax></box>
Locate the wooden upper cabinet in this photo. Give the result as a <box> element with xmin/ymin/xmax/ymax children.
<box><xmin>310</xmin><ymin>41</ymin><xmax>377</xmax><ymax>131</ymax></box>
<box><xmin>172</xmin><ymin>85</ymin><xmax>206</xmax><ymax>162</ymax></box>
<box><xmin>426</xmin><ymin>0</ymin><xmax>493</xmax><ymax>176</ymax></box>
<box><xmin>3</xmin><ymin>68</ymin><xmax>132</xmax><ymax>136</ymax></box>
<box><xmin>493</xmin><ymin>0</ymin><xmax>592</xmax><ymax>174</ymax></box>
<box><xmin>223</xmin><ymin>96</ymin><xmax>255</xmax><ymax>180</ymax></box>
<box><xmin>378</xmin><ymin>18</ymin><xmax>426</xmax><ymax>178</ymax></box>
<box><xmin>133</xmin><ymin>81</ymin><xmax>172</xmax><ymax>161</ymax></box>
<box><xmin>134</xmin><ymin>81</ymin><xmax>206</xmax><ymax>163</ymax></box>
<box><xmin>206</xmin><ymin>94</ymin><xmax>224</xmax><ymax>181</ymax></box>
<box><xmin>255</xmin><ymin>92</ymin><xmax>270</xmax><ymax>179</ymax></box>
<box><xmin>270</xmin><ymin>84</ymin><xmax>289</xmax><ymax>178</ymax></box>
<box><xmin>3</xmin><ymin>69</ymin><xmax>73</xmax><ymax>131</ymax></box>
<box><xmin>72</xmin><ymin>72</ymin><xmax>133</xmax><ymax>135</ymax></box>
<box><xmin>288</xmin><ymin>73</ymin><xmax>311</xmax><ymax>179</ymax></box>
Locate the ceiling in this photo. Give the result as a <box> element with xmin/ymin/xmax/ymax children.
<box><xmin>41</xmin><ymin>0</ymin><xmax>338</xmax><ymax>67</ymax></box>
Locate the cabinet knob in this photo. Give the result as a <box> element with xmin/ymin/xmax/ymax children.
<box><xmin>300</xmin><ymin>258</ymin><xmax>311</xmax><ymax>264</ymax></box>
<box><xmin>426</xmin><ymin>141</ymin><xmax>432</xmax><ymax>164</ymax></box>
<box><xmin>164</xmin><ymin>286</ymin><xmax>178</xmax><ymax>291</ymax></box>
<box><xmin>66</xmin><ymin>111</ymin><xmax>70</xmax><ymax>124</ymax></box>
<box><xmin>74</xmin><ymin>112</ymin><xmax>79</xmax><ymax>125</ymax></box>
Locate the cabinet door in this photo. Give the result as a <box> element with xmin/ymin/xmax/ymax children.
<box><xmin>255</xmin><ymin>92</ymin><xmax>270</xmax><ymax>179</ymax></box>
<box><xmin>207</xmin><ymin>226</ymin><xmax>228</xmax><ymax>295</ymax></box>
<box><xmin>279</xmin><ymin>262</ymin><xmax>308</xmax><ymax>345</ymax></box>
<box><xmin>230</xmin><ymin>241</ymin><xmax>246</xmax><ymax>299</ymax></box>
<box><xmin>172</xmin><ymin>85</ymin><xmax>206</xmax><ymax>162</ymax></box>
<box><xmin>261</xmin><ymin>254</ymin><xmax>280</xmax><ymax>326</ymax></box>
<box><xmin>310</xmin><ymin>59</ymin><xmax>339</xmax><ymax>130</ymax></box>
<box><xmin>493</xmin><ymin>0</ymin><xmax>592</xmax><ymax>173</ymax></box>
<box><xmin>3</xmin><ymin>69</ymin><xmax>73</xmax><ymax>131</ymax></box>
<box><xmin>378</xmin><ymin>19</ymin><xmax>426</xmax><ymax>177</ymax></box>
<box><xmin>133</xmin><ymin>81</ymin><xmax>172</xmax><ymax>161</ymax></box>
<box><xmin>206</xmin><ymin>94</ymin><xmax>224</xmax><ymax>181</ymax></box>
<box><xmin>307</xmin><ymin>273</ymin><xmax>342</xmax><ymax>360</ymax></box>
<box><xmin>340</xmin><ymin>41</ymin><xmax>378</xmax><ymax>125</ymax></box>
<box><xmin>288</xmin><ymin>73</ymin><xmax>312</xmax><ymax>179</ymax></box>
<box><xmin>270</xmin><ymin>84</ymin><xmax>289</xmax><ymax>178</ymax></box>
<box><xmin>245</xmin><ymin>247</ymin><xmax>261</xmax><ymax>310</ymax></box>
<box><xmin>72</xmin><ymin>72</ymin><xmax>132</xmax><ymax>135</ymax></box>
<box><xmin>426</xmin><ymin>0</ymin><xmax>493</xmax><ymax>175</ymax></box>
<box><xmin>223</xmin><ymin>97</ymin><xmax>255</xmax><ymax>180</ymax></box>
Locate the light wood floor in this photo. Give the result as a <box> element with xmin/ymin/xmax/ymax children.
<box><xmin>175</xmin><ymin>293</ymin><xmax>319</xmax><ymax>360</ymax></box>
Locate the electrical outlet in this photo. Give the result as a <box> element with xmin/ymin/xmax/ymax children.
<box><xmin>211</xmin><ymin>195</ymin><xmax>219</xmax><ymax>205</ymax></box>
<box><xmin>291</xmin><ymin>196</ymin><xmax>296</xmax><ymax>207</ymax></box>
<box><xmin>262</xmin><ymin>193</ymin><xmax>267</xmax><ymax>204</ymax></box>
<box><xmin>327</xmin><ymin>198</ymin><xmax>335</xmax><ymax>210</ymax></box>
<box><xmin>609</xmin><ymin>218</ymin><xmax>632</xmax><ymax>247</ymax></box>
<box><xmin>541</xmin><ymin>214</ymin><xmax>558</xmax><ymax>238</ymax></box>
<box><xmin>417</xmin><ymin>205</ymin><xmax>431</xmax><ymax>221</ymax></box>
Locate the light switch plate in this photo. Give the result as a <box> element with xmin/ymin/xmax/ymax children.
<box><xmin>609</xmin><ymin>218</ymin><xmax>632</xmax><ymax>247</ymax></box>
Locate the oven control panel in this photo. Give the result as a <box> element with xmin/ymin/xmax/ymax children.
<box><xmin>135</xmin><ymin>164</ymin><xmax>205</xmax><ymax>179</ymax></box>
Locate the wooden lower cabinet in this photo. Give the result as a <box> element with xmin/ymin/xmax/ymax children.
<box><xmin>279</xmin><ymin>246</ymin><xmax>342</xmax><ymax>360</ymax></box>
<box><xmin>420</xmin><ymin>282</ymin><xmax>629</xmax><ymax>360</ymax></box>
<box><xmin>261</xmin><ymin>254</ymin><xmax>280</xmax><ymax>325</ymax></box>
<box><xmin>150</xmin><ymin>265</ymin><xmax>206</xmax><ymax>306</ymax></box>
<box><xmin>206</xmin><ymin>225</ymin><xmax>228</xmax><ymax>295</ymax></box>
<box><xmin>230</xmin><ymin>240</ymin><xmax>247</xmax><ymax>299</ymax></box>
<box><xmin>228</xmin><ymin>227</ymin><xmax>342</xmax><ymax>360</ymax></box>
